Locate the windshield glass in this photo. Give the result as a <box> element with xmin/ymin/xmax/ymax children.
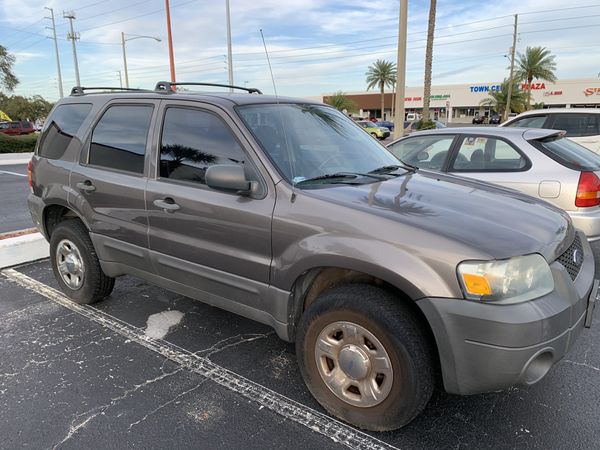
<box><xmin>0</xmin><ymin>122</ymin><xmax>8</xmax><ymax>129</ymax></box>
<box><xmin>237</xmin><ymin>104</ymin><xmax>400</xmax><ymax>185</ymax></box>
<box><xmin>529</xmin><ymin>136</ymin><xmax>600</xmax><ymax>171</ymax></box>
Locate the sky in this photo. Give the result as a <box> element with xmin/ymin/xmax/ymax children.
<box><xmin>1</xmin><ymin>0</ymin><xmax>600</xmax><ymax>101</ymax></box>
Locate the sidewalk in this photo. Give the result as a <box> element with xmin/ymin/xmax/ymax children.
<box><xmin>0</xmin><ymin>152</ymin><xmax>33</xmax><ymax>165</ymax></box>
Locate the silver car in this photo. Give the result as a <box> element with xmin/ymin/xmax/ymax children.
<box><xmin>387</xmin><ymin>127</ymin><xmax>600</xmax><ymax>240</ymax></box>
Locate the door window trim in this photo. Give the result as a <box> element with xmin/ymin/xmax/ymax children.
<box><xmin>447</xmin><ymin>133</ymin><xmax>532</xmax><ymax>173</ymax></box>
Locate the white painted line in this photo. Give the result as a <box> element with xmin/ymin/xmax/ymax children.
<box><xmin>0</xmin><ymin>152</ymin><xmax>33</xmax><ymax>166</ymax></box>
<box><xmin>0</xmin><ymin>232</ymin><xmax>49</xmax><ymax>269</ymax></box>
<box><xmin>0</xmin><ymin>170</ymin><xmax>27</xmax><ymax>177</ymax></box>
<box><xmin>1</xmin><ymin>269</ymin><xmax>399</xmax><ymax>450</ymax></box>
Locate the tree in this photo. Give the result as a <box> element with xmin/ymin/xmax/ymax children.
<box><xmin>0</xmin><ymin>94</ymin><xmax>53</xmax><ymax>121</ymax></box>
<box><xmin>479</xmin><ymin>79</ymin><xmax>527</xmax><ymax>116</ymax></box>
<box><xmin>324</xmin><ymin>91</ymin><xmax>357</xmax><ymax>113</ymax></box>
<box><xmin>0</xmin><ymin>45</ymin><xmax>18</xmax><ymax>92</ymax></box>
<box><xmin>422</xmin><ymin>0</ymin><xmax>437</xmax><ymax>121</ymax></box>
<box><xmin>365</xmin><ymin>59</ymin><xmax>396</xmax><ymax>120</ymax></box>
<box><xmin>514</xmin><ymin>46</ymin><xmax>557</xmax><ymax>110</ymax></box>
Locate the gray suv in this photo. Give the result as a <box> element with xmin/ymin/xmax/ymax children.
<box><xmin>28</xmin><ymin>82</ymin><xmax>598</xmax><ymax>431</ymax></box>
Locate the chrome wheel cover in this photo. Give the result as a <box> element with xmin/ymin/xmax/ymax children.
<box><xmin>55</xmin><ymin>239</ymin><xmax>85</xmax><ymax>290</ymax></box>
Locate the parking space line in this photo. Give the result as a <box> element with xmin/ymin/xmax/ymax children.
<box><xmin>0</xmin><ymin>170</ymin><xmax>27</xmax><ymax>177</ymax></box>
<box><xmin>1</xmin><ymin>268</ymin><xmax>398</xmax><ymax>450</ymax></box>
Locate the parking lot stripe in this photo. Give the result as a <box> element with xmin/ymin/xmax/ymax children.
<box><xmin>0</xmin><ymin>170</ymin><xmax>27</xmax><ymax>177</ymax></box>
<box><xmin>1</xmin><ymin>268</ymin><xmax>399</xmax><ymax>450</ymax></box>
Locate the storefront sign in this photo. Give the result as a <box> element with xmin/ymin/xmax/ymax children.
<box><xmin>584</xmin><ymin>87</ymin><xmax>600</xmax><ymax>96</ymax></box>
<box><xmin>544</xmin><ymin>90</ymin><xmax>563</xmax><ymax>96</ymax></box>
<box><xmin>521</xmin><ymin>82</ymin><xmax>547</xmax><ymax>90</ymax></box>
<box><xmin>469</xmin><ymin>85</ymin><xmax>501</xmax><ymax>92</ymax></box>
<box><xmin>430</xmin><ymin>94</ymin><xmax>451</xmax><ymax>100</ymax></box>
<box><xmin>404</xmin><ymin>96</ymin><xmax>422</xmax><ymax>101</ymax></box>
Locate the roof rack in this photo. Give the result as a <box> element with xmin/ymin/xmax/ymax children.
<box><xmin>70</xmin><ymin>86</ymin><xmax>151</xmax><ymax>95</ymax></box>
<box><xmin>154</xmin><ymin>81</ymin><xmax>262</xmax><ymax>94</ymax></box>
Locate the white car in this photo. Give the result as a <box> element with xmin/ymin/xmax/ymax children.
<box><xmin>501</xmin><ymin>108</ymin><xmax>600</xmax><ymax>154</ymax></box>
<box><xmin>387</xmin><ymin>127</ymin><xmax>600</xmax><ymax>240</ymax></box>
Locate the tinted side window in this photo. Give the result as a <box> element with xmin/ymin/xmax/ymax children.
<box><xmin>529</xmin><ymin>136</ymin><xmax>600</xmax><ymax>171</ymax></box>
<box><xmin>388</xmin><ymin>135</ymin><xmax>455</xmax><ymax>170</ymax></box>
<box><xmin>38</xmin><ymin>103</ymin><xmax>93</xmax><ymax>160</ymax></box>
<box><xmin>550</xmin><ymin>114</ymin><xmax>599</xmax><ymax>137</ymax></box>
<box><xmin>89</xmin><ymin>105</ymin><xmax>153</xmax><ymax>174</ymax></box>
<box><xmin>505</xmin><ymin>115</ymin><xmax>547</xmax><ymax>128</ymax></box>
<box><xmin>159</xmin><ymin>107</ymin><xmax>246</xmax><ymax>185</ymax></box>
<box><xmin>451</xmin><ymin>136</ymin><xmax>527</xmax><ymax>171</ymax></box>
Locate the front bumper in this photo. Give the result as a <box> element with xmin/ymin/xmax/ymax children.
<box><xmin>568</xmin><ymin>208</ymin><xmax>600</xmax><ymax>241</ymax></box>
<box><xmin>418</xmin><ymin>231</ymin><xmax>596</xmax><ymax>395</ymax></box>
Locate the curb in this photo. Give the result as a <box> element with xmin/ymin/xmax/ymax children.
<box><xmin>0</xmin><ymin>152</ymin><xmax>33</xmax><ymax>166</ymax></box>
<box><xmin>0</xmin><ymin>231</ymin><xmax>49</xmax><ymax>269</ymax></box>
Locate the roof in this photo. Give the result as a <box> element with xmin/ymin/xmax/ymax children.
<box><xmin>511</xmin><ymin>108</ymin><xmax>600</xmax><ymax>117</ymax></box>
<box><xmin>390</xmin><ymin>126</ymin><xmax>561</xmax><ymax>142</ymax></box>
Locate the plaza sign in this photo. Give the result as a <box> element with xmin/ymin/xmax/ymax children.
<box><xmin>521</xmin><ymin>82</ymin><xmax>547</xmax><ymax>90</ymax></box>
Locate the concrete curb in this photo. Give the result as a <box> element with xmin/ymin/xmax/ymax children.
<box><xmin>0</xmin><ymin>152</ymin><xmax>33</xmax><ymax>166</ymax></box>
<box><xmin>0</xmin><ymin>232</ymin><xmax>49</xmax><ymax>269</ymax></box>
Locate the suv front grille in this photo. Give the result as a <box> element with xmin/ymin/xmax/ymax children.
<box><xmin>557</xmin><ymin>234</ymin><xmax>584</xmax><ymax>281</ymax></box>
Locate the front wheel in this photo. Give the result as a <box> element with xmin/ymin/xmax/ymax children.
<box><xmin>296</xmin><ymin>284</ymin><xmax>435</xmax><ymax>431</ymax></box>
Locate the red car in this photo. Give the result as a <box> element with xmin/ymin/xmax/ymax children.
<box><xmin>0</xmin><ymin>121</ymin><xmax>35</xmax><ymax>135</ymax></box>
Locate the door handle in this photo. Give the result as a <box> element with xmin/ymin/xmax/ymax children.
<box><xmin>76</xmin><ymin>181</ymin><xmax>96</xmax><ymax>192</ymax></box>
<box><xmin>153</xmin><ymin>198</ymin><xmax>180</xmax><ymax>212</ymax></box>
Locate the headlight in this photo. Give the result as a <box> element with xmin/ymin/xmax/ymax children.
<box><xmin>457</xmin><ymin>254</ymin><xmax>554</xmax><ymax>303</ymax></box>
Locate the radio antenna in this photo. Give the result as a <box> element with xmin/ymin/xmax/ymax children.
<box><xmin>260</xmin><ymin>29</ymin><xmax>278</xmax><ymax>99</ymax></box>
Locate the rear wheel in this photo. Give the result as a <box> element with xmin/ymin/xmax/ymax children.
<box><xmin>296</xmin><ymin>284</ymin><xmax>434</xmax><ymax>431</ymax></box>
<box><xmin>370</xmin><ymin>132</ymin><xmax>377</xmax><ymax>138</ymax></box>
<box><xmin>50</xmin><ymin>220</ymin><xmax>114</xmax><ymax>304</ymax></box>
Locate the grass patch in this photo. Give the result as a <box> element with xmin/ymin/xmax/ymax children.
<box><xmin>0</xmin><ymin>133</ymin><xmax>39</xmax><ymax>153</ymax></box>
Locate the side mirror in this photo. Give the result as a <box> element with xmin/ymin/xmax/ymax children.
<box><xmin>205</xmin><ymin>164</ymin><xmax>257</xmax><ymax>195</ymax></box>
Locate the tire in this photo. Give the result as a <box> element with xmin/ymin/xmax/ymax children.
<box><xmin>296</xmin><ymin>284</ymin><xmax>434</xmax><ymax>431</ymax></box>
<box><xmin>49</xmin><ymin>220</ymin><xmax>115</xmax><ymax>304</ymax></box>
<box><xmin>370</xmin><ymin>132</ymin><xmax>377</xmax><ymax>138</ymax></box>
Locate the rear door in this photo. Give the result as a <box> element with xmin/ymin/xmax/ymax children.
<box><xmin>69</xmin><ymin>100</ymin><xmax>159</xmax><ymax>272</ymax></box>
<box><xmin>146</xmin><ymin>101</ymin><xmax>275</xmax><ymax>314</ymax></box>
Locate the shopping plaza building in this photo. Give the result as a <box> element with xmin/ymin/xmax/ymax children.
<box><xmin>320</xmin><ymin>78</ymin><xmax>600</xmax><ymax>123</ymax></box>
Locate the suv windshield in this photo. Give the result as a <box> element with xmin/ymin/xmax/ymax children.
<box><xmin>237</xmin><ymin>104</ymin><xmax>400</xmax><ymax>185</ymax></box>
<box><xmin>529</xmin><ymin>136</ymin><xmax>600</xmax><ymax>171</ymax></box>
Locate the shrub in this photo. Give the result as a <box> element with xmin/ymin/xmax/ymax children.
<box><xmin>0</xmin><ymin>133</ymin><xmax>38</xmax><ymax>153</ymax></box>
<box><xmin>416</xmin><ymin>119</ymin><xmax>436</xmax><ymax>131</ymax></box>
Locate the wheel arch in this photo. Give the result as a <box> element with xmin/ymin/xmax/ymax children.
<box><xmin>43</xmin><ymin>203</ymin><xmax>91</xmax><ymax>238</ymax></box>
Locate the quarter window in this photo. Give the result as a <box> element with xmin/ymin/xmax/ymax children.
<box><xmin>159</xmin><ymin>107</ymin><xmax>247</xmax><ymax>186</ymax></box>
<box><xmin>38</xmin><ymin>103</ymin><xmax>93</xmax><ymax>160</ymax></box>
<box><xmin>451</xmin><ymin>136</ymin><xmax>527</xmax><ymax>171</ymax></box>
<box><xmin>89</xmin><ymin>105</ymin><xmax>153</xmax><ymax>174</ymax></box>
<box><xmin>387</xmin><ymin>135</ymin><xmax>455</xmax><ymax>170</ymax></box>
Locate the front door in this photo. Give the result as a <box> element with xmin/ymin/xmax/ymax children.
<box><xmin>146</xmin><ymin>102</ymin><xmax>275</xmax><ymax>314</ymax></box>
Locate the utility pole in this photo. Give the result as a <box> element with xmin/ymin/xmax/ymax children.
<box><xmin>118</xmin><ymin>71</ymin><xmax>123</xmax><ymax>88</ymax></box>
<box><xmin>505</xmin><ymin>14</ymin><xmax>518</xmax><ymax>121</ymax></box>
<box><xmin>63</xmin><ymin>11</ymin><xmax>81</xmax><ymax>87</ymax></box>
<box><xmin>45</xmin><ymin>7</ymin><xmax>63</xmax><ymax>98</ymax></box>
<box><xmin>121</xmin><ymin>32</ymin><xmax>129</xmax><ymax>88</ymax></box>
<box><xmin>393</xmin><ymin>0</ymin><xmax>408</xmax><ymax>139</ymax></box>
<box><xmin>226</xmin><ymin>0</ymin><xmax>234</xmax><ymax>91</ymax></box>
<box><xmin>165</xmin><ymin>0</ymin><xmax>176</xmax><ymax>85</ymax></box>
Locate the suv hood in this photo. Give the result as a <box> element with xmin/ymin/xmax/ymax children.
<box><xmin>304</xmin><ymin>170</ymin><xmax>573</xmax><ymax>262</ymax></box>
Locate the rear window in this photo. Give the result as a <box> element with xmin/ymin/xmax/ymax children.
<box><xmin>38</xmin><ymin>103</ymin><xmax>93</xmax><ymax>159</ymax></box>
<box><xmin>549</xmin><ymin>113</ymin><xmax>600</xmax><ymax>137</ymax></box>
<box><xmin>529</xmin><ymin>136</ymin><xmax>600</xmax><ymax>171</ymax></box>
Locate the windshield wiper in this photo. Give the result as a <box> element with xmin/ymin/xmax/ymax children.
<box><xmin>369</xmin><ymin>164</ymin><xmax>415</xmax><ymax>174</ymax></box>
<box><xmin>295</xmin><ymin>172</ymin><xmax>387</xmax><ymax>186</ymax></box>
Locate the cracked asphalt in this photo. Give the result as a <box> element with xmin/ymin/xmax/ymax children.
<box><xmin>1</xmin><ymin>255</ymin><xmax>599</xmax><ymax>449</ymax></box>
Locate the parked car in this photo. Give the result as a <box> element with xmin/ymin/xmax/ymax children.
<box><xmin>501</xmin><ymin>108</ymin><xmax>600</xmax><ymax>154</ymax></box>
<box><xmin>472</xmin><ymin>115</ymin><xmax>487</xmax><ymax>125</ymax></box>
<box><xmin>0</xmin><ymin>120</ymin><xmax>35</xmax><ymax>135</ymax></box>
<box><xmin>375</xmin><ymin>120</ymin><xmax>395</xmax><ymax>131</ymax></box>
<box><xmin>356</xmin><ymin>120</ymin><xmax>390</xmax><ymax>139</ymax></box>
<box><xmin>403</xmin><ymin>119</ymin><xmax>447</xmax><ymax>134</ymax></box>
<box><xmin>406</xmin><ymin>112</ymin><xmax>420</xmax><ymax>121</ymax></box>
<box><xmin>489</xmin><ymin>114</ymin><xmax>502</xmax><ymax>125</ymax></box>
<box><xmin>28</xmin><ymin>83</ymin><xmax>597</xmax><ymax>431</ymax></box>
<box><xmin>387</xmin><ymin>127</ymin><xmax>600</xmax><ymax>240</ymax></box>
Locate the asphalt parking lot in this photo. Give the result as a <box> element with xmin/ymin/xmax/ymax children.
<box><xmin>0</xmin><ymin>163</ymin><xmax>32</xmax><ymax>233</ymax></box>
<box><xmin>1</xmin><ymin>253</ymin><xmax>599</xmax><ymax>449</ymax></box>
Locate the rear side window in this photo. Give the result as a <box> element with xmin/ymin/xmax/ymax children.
<box><xmin>451</xmin><ymin>136</ymin><xmax>528</xmax><ymax>171</ymax></box>
<box><xmin>38</xmin><ymin>103</ymin><xmax>92</xmax><ymax>160</ymax></box>
<box><xmin>88</xmin><ymin>105</ymin><xmax>153</xmax><ymax>174</ymax></box>
<box><xmin>529</xmin><ymin>136</ymin><xmax>600</xmax><ymax>171</ymax></box>
<box><xmin>505</xmin><ymin>115</ymin><xmax>547</xmax><ymax>128</ymax></box>
<box><xmin>549</xmin><ymin>114</ymin><xmax>600</xmax><ymax>137</ymax></box>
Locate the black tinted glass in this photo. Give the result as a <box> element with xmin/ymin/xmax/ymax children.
<box><xmin>160</xmin><ymin>107</ymin><xmax>246</xmax><ymax>185</ymax></box>
<box><xmin>89</xmin><ymin>105</ymin><xmax>153</xmax><ymax>174</ymax></box>
<box><xmin>530</xmin><ymin>136</ymin><xmax>600</xmax><ymax>171</ymax></box>
<box><xmin>38</xmin><ymin>103</ymin><xmax>92</xmax><ymax>160</ymax></box>
<box><xmin>551</xmin><ymin>114</ymin><xmax>599</xmax><ymax>137</ymax></box>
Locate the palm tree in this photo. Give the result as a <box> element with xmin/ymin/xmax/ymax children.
<box><xmin>480</xmin><ymin>79</ymin><xmax>527</xmax><ymax>116</ymax></box>
<box><xmin>324</xmin><ymin>91</ymin><xmax>357</xmax><ymax>114</ymax></box>
<box><xmin>365</xmin><ymin>59</ymin><xmax>396</xmax><ymax>120</ymax></box>
<box><xmin>0</xmin><ymin>45</ymin><xmax>18</xmax><ymax>92</ymax></box>
<box><xmin>422</xmin><ymin>0</ymin><xmax>437</xmax><ymax>122</ymax></box>
<box><xmin>514</xmin><ymin>46</ymin><xmax>557</xmax><ymax>110</ymax></box>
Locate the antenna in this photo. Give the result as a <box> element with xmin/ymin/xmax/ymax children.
<box><xmin>260</xmin><ymin>29</ymin><xmax>278</xmax><ymax>99</ymax></box>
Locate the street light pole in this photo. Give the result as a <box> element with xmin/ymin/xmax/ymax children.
<box><xmin>393</xmin><ymin>0</ymin><xmax>408</xmax><ymax>139</ymax></box>
<box><xmin>165</xmin><ymin>0</ymin><xmax>176</xmax><ymax>85</ymax></box>
<box><xmin>226</xmin><ymin>0</ymin><xmax>234</xmax><ymax>91</ymax></box>
<box><xmin>120</xmin><ymin>33</ymin><xmax>161</xmax><ymax>88</ymax></box>
<box><xmin>45</xmin><ymin>7</ymin><xmax>63</xmax><ymax>98</ymax></box>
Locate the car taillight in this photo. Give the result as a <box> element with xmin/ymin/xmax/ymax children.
<box><xmin>575</xmin><ymin>171</ymin><xmax>600</xmax><ymax>207</ymax></box>
<box><xmin>27</xmin><ymin>159</ymin><xmax>33</xmax><ymax>190</ymax></box>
